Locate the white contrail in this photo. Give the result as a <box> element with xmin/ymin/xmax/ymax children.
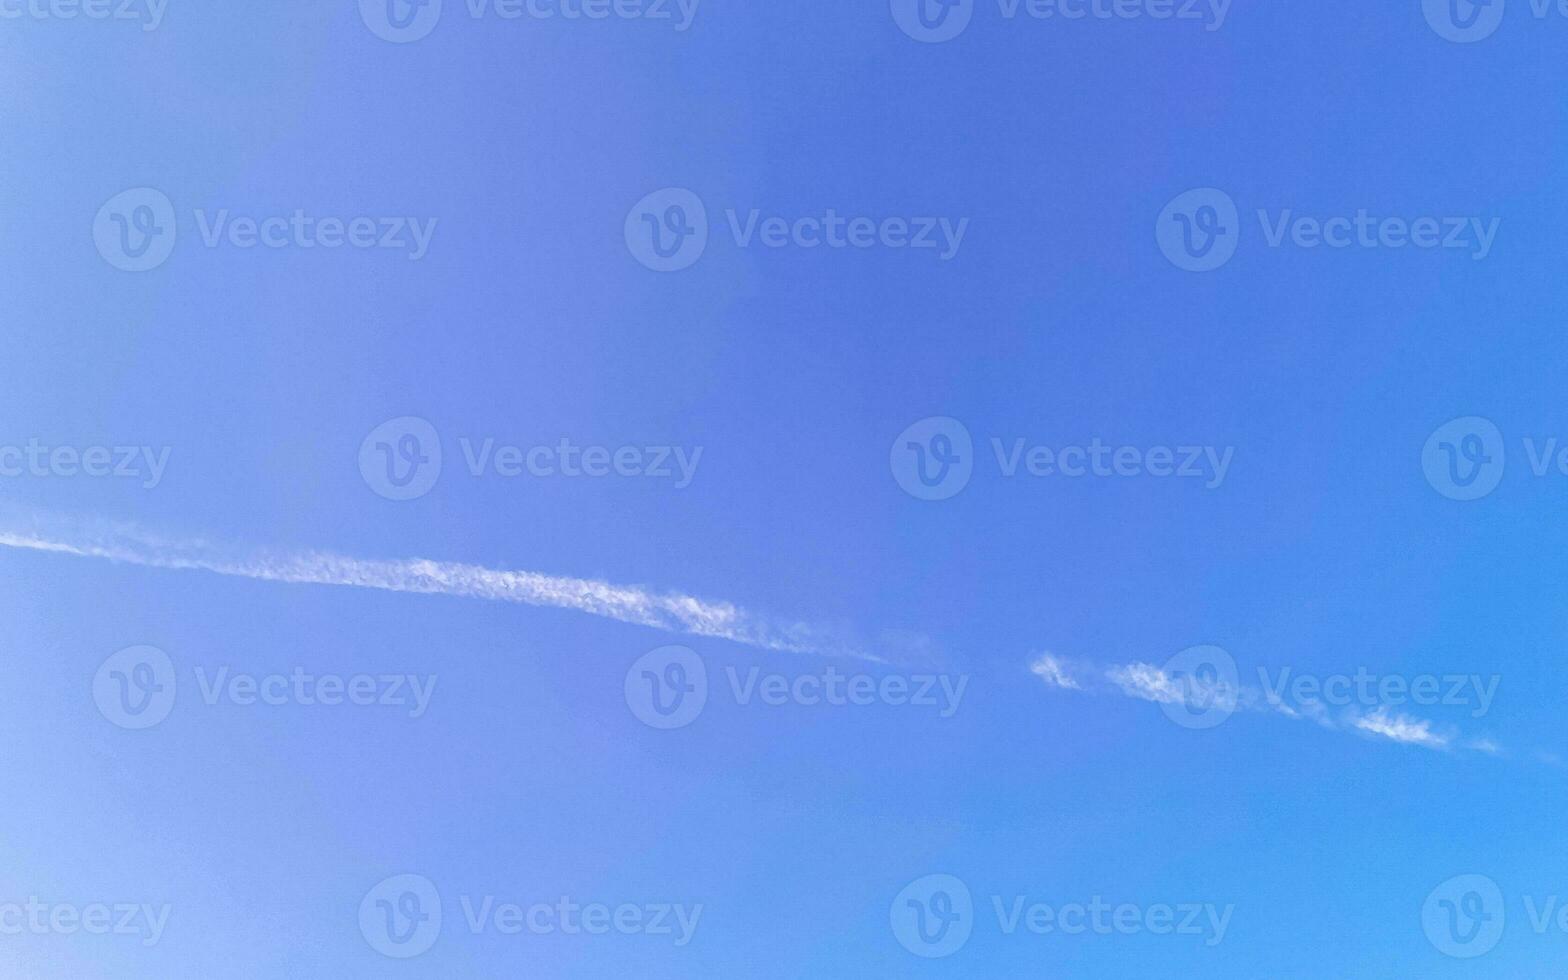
<box><xmin>1029</xmin><ymin>652</ymin><xmax>1494</xmax><ymax>754</ymax></box>
<box><xmin>0</xmin><ymin>517</ymin><xmax>876</xmax><ymax>660</ymax></box>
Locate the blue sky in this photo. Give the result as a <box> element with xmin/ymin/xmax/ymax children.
<box><xmin>4</xmin><ymin>0</ymin><xmax>1568</xmax><ymax>975</ymax></box>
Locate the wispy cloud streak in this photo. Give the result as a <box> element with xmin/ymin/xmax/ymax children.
<box><xmin>0</xmin><ymin>517</ymin><xmax>879</xmax><ymax>660</ymax></box>
<box><xmin>1028</xmin><ymin>653</ymin><xmax>1507</xmax><ymax>755</ymax></box>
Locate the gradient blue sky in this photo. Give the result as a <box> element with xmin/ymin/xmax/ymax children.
<box><xmin>4</xmin><ymin>1</ymin><xmax>1568</xmax><ymax>976</ymax></box>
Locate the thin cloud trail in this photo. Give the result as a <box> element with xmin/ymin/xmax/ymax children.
<box><xmin>0</xmin><ymin>517</ymin><xmax>882</xmax><ymax>662</ymax></box>
<box><xmin>1030</xmin><ymin>653</ymin><xmax>1505</xmax><ymax>756</ymax></box>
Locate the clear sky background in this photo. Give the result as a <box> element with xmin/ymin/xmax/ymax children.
<box><xmin>4</xmin><ymin>1</ymin><xmax>1568</xmax><ymax>976</ymax></box>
